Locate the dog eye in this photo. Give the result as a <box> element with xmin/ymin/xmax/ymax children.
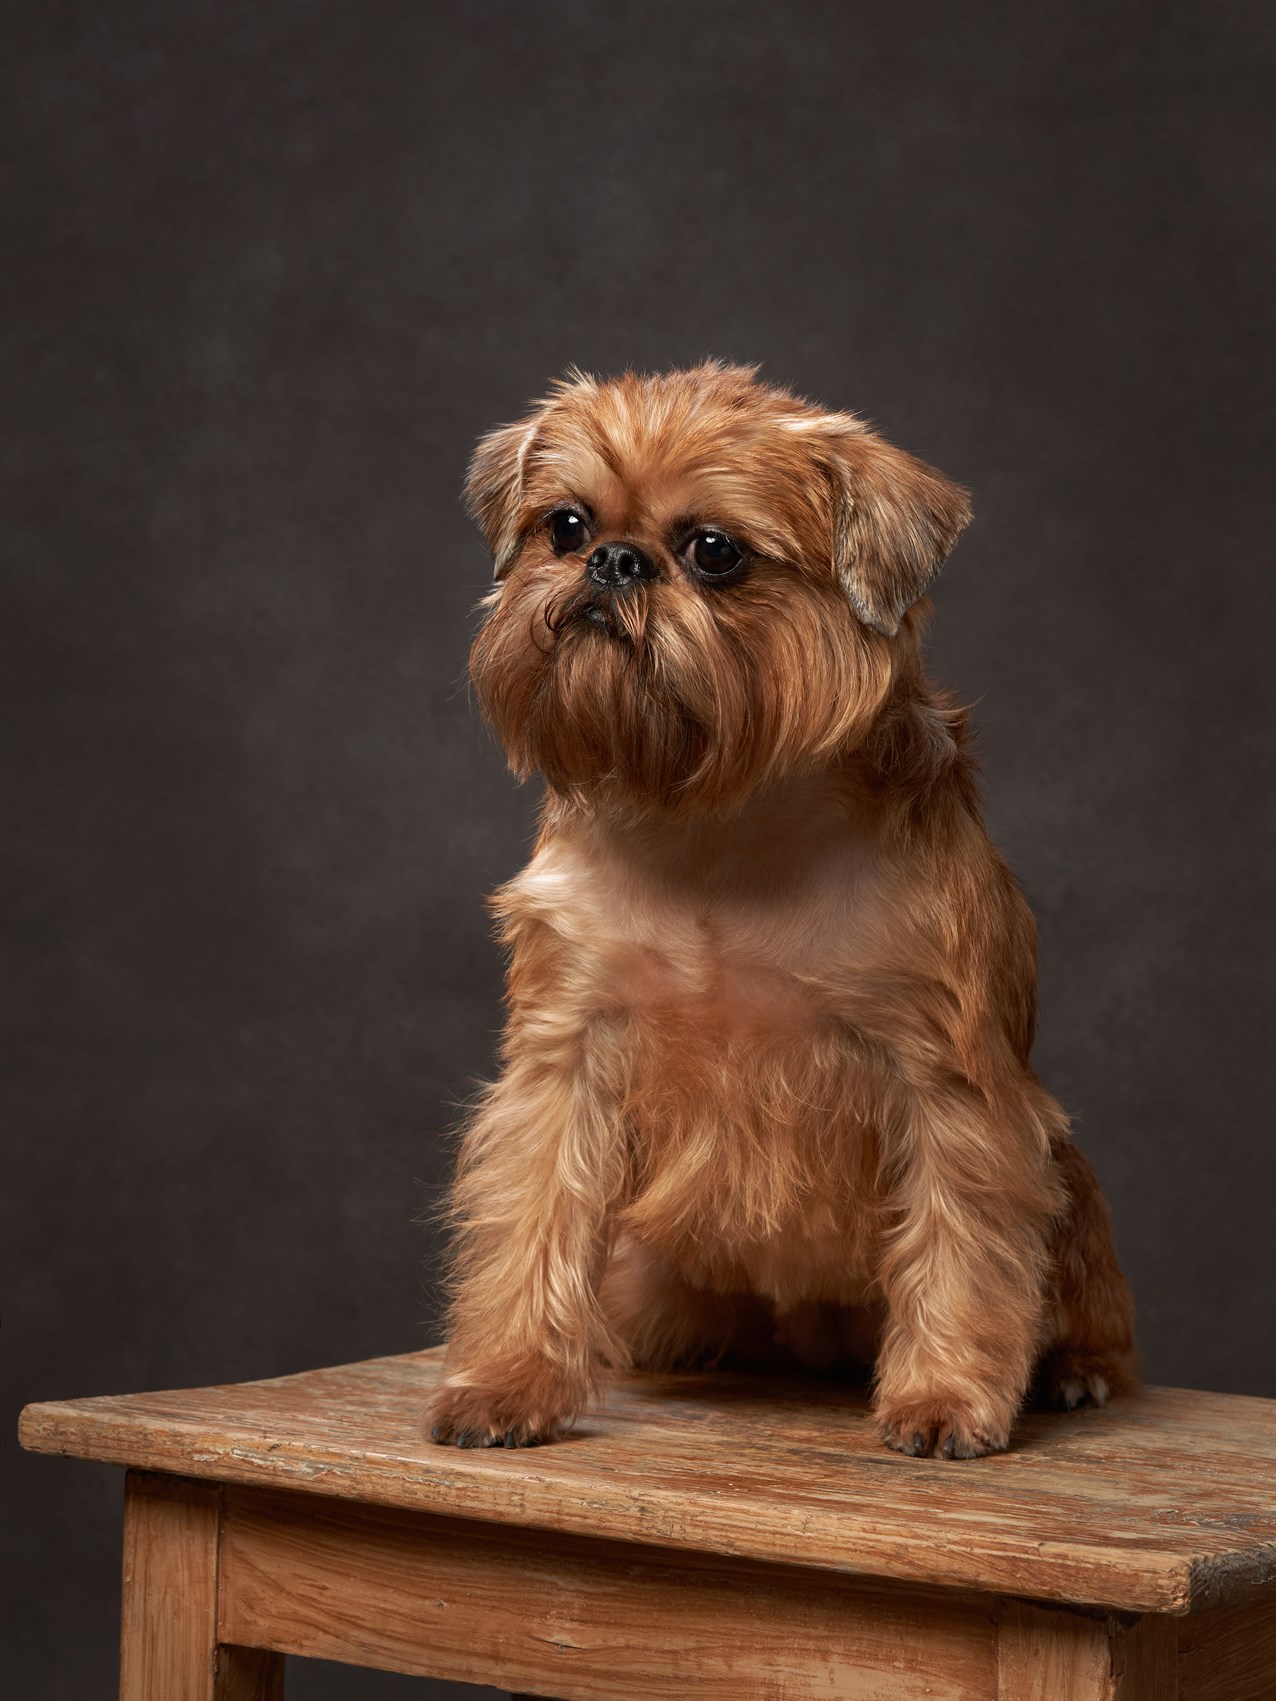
<box><xmin>689</xmin><ymin>530</ymin><xmax>743</xmax><ymax>578</ymax></box>
<box><xmin>548</xmin><ymin>509</ymin><xmax>589</xmax><ymax>554</ymax></box>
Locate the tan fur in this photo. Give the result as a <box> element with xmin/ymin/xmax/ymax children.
<box><xmin>428</xmin><ymin>363</ymin><xmax>1138</xmax><ymax>1458</ymax></box>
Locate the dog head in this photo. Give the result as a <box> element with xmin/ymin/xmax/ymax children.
<box><xmin>467</xmin><ymin>363</ymin><xmax>969</xmax><ymax>813</ymax></box>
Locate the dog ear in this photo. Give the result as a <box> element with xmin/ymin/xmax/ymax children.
<box><xmin>465</xmin><ymin>413</ymin><xmax>541</xmax><ymax>579</ymax></box>
<box><xmin>823</xmin><ymin>429</ymin><xmax>970</xmax><ymax>636</ymax></box>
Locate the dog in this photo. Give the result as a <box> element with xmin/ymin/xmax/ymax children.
<box><xmin>428</xmin><ymin>362</ymin><xmax>1137</xmax><ymax>1459</ymax></box>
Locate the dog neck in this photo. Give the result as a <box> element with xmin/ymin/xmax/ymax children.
<box><xmin>537</xmin><ymin>758</ymin><xmax>885</xmax><ymax>900</ymax></box>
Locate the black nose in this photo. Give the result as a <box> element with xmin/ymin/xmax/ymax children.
<box><xmin>586</xmin><ymin>541</ymin><xmax>657</xmax><ymax>589</ymax></box>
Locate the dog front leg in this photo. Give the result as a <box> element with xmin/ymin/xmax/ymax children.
<box><xmin>874</xmin><ymin>1074</ymin><xmax>1064</xmax><ymax>1459</ymax></box>
<box><xmin>428</xmin><ymin>1039</ymin><xmax>627</xmax><ymax>1448</ymax></box>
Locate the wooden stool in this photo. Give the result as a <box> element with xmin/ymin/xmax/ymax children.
<box><xmin>19</xmin><ymin>1348</ymin><xmax>1276</xmax><ymax>1699</ymax></box>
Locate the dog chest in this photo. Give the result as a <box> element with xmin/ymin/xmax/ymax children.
<box><xmin>502</xmin><ymin>826</ymin><xmax>896</xmax><ymax>1268</ymax></box>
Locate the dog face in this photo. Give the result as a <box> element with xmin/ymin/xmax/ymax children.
<box><xmin>467</xmin><ymin>364</ymin><xmax>969</xmax><ymax>813</ymax></box>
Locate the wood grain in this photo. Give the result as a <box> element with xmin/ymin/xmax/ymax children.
<box><xmin>212</xmin><ymin>1648</ymin><xmax>285</xmax><ymax>1701</ymax></box>
<box><xmin>119</xmin><ymin>1472</ymin><xmax>284</xmax><ymax>1701</ymax></box>
<box><xmin>996</xmin><ymin>1602</ymin><xmax>1114</xmax><ymax>1700</ymax></box>
<box><xmin>1112</xmin><ymin>1611</ymin><xmax>1180</xmax><ymax>1701</ymax></box>
<box><xmin>120</xmin><ymin>1474</ymin><xmax>220</xmax><ymax>1701</ymax></box>
<box><xmin>22</xmin><ymin>1348</ymin><xmax>1276</xmax><ymax>1615</ymax></box>
<box><xmin>996</xmin><ymin>1601</ymin><xmax>1179</xmax><ymax>1700</ymax></box>
<box><xmin>218</xmin><ymin>1483</ymin><xmax>1001</xmax><ymax>1700</ymax></box>
<box><xmin>1177</xmin><ymin>1594</ymin><xmax>1276</xmax><ymax>1700</ymax></box>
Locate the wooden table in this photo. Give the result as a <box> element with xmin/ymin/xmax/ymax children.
<box><xmin>19</xmin><ymin>1348</ymin><xmax>1276</xmax><ymax>1699</ymax></box>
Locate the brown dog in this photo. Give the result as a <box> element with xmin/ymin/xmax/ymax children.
<box><xmin>428</xmin><ymin>362</ymin><xmax>1137</xmax><ymax>1459</ymax></box>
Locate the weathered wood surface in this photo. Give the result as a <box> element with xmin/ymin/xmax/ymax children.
<box><xmin>20</xmin><ymin>1348</ymin><xmax>1276</xmax><ymax>1616</ymax></box>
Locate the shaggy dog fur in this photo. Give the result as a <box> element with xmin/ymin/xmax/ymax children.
<box><xmin>428</xmin><ymin>363</ymin><xmax>1137</xmax><ymax>1459</ymax></box>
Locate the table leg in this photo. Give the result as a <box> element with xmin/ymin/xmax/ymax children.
<box><xmin>997</xmin><ymin>1600</ymin><xmax>1178</xmax><ymax>1700</ymax></box>
<box><xmin>120</xmin><ymin>1471</ymin><xmax>285</xmax><ymax>1701</ymax></box>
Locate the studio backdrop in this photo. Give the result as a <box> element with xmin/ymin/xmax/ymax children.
<box><xmin>5</xmin><ymin>4</ymin><xmax>1274</xmax><ymax>1699</ymax></box>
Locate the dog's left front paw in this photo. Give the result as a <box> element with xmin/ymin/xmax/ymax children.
<box><xmin>426</xmin><ymin>1360</ymin><xmax>581</xmax><ymax>1449</ymax></box>
<box><xmin>877</xmin><ymin>1395</ymin><xmax>1011</xmax><ymax>1460</ymax></box>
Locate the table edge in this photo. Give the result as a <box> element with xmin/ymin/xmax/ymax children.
<box><xmin>24</xmin><ymin>1396</ymin><xmax>1276</xmax><ymax>1618</ymax></box>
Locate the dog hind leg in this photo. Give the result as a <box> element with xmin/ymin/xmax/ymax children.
<box><xmin>1037</xmin><ymin>1139</ymin><xmax>1140</xmax><ymax>1409</ymax></box>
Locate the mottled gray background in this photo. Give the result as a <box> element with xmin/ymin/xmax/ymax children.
<box><xmin>5</xmin><ymin>1</ymin><xmax>1274</xmax><ymax>1696</ymax></box>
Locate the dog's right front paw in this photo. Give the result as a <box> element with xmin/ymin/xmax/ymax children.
<box><xmin>877</xmin><ymin>1394</ymin><xmax>1012</xmax><ymax>1460</ymax></box>
<box><xmin>426</xmin><ymin>1361</ymin><xmax>579</xmax><ymax>1449</ymax></box>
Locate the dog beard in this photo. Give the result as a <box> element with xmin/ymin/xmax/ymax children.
<box><xmin>470</xmin><ymin>564</ymin><xmax>896</xmax><ymax>815</ymax></box>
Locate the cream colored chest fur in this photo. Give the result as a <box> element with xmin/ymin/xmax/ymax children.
<box><xmin>505</xmin><ymin>800</ymin><xmax>900</xmax><ymax>1308</ymax></box>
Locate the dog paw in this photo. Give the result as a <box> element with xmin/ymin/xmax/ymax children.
<box><xmin>425</xmin><ymin>1362</ymin><xmax>580</xmax><ymax>1449</ymax></box>
<box><xmin>877</xmin><ymin>1396</ymin><xmax>1011</xmax><ymax>1460</ymax></box>
<box><xmin>1036</xmin><ymin>1346</ymin><xmax>1139</xmax><ymax>1412</ymax></box>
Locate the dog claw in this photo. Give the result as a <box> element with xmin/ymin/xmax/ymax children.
<box><xmin>433</xmin><ymin>1423</ymin><xmax>478</xmax><ymax>1447</ymax></box>
<box><xmin>430</xmin><ymin>1424</ymin><xmax>542</xmax><ymax>1449</ymax></box>
<box><xmin>881</xmin><ymin>1398</ymin><xmax>1009</xmax><ymax>1460</ymax></box>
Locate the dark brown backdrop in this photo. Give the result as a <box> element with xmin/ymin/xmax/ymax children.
<box><xmin>5</xmin><ymin>3</ymin><xmax>1274</xmax><ymax>1697</ymax></box>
